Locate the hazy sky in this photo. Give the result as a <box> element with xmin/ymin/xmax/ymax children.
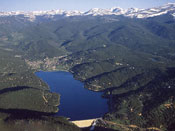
<box><xmin>1</xmin><ymin>0</ymin><xmax>175</xmax><ymax>11</ymax></box>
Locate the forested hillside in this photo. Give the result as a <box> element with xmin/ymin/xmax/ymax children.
<box><xmin>0</xmin><ymin>10</ymin><xmax>175</xmax><ymax>130</ymax></box>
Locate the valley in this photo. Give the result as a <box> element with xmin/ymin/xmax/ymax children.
<box><xmin>0</xmin><ymin>3</ymin><xmax>175</xmax><ymax>130</ymax></box>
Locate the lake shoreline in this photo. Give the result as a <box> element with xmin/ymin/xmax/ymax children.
<box><xmin>35</xmin><ymin>71</ymin><xmax>109</xmax><ymax>120</ymax></box>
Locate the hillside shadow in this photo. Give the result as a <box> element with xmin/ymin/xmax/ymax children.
<box><xmin>0</xmin><ymin>86</ymin><xmax>39</xmax><ymax>95</ymax></box>
<box><xmin>0</xmin><ymin>108</ymin><xmax>54</xmax><ymax>121</ymax></box>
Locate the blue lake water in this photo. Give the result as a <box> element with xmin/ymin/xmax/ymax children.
<box><xmin>36</xmin><ymin>71</ymin><xmax>108</xmax><ymax>120</ymax></box>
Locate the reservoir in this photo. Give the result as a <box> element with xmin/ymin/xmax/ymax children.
<box><xmin>36</xmin><ymin>71</ymin><xmax>108</xmax><ymax>120</ymax></box>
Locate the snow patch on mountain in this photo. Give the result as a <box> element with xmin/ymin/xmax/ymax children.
<box><xmin>0</xmin><ymin>2</ymin><xmax>175</xmax><ymax>21</ymax></box>
<box><xmin>172</xmin><ymin>13</ymin><xmax>175</xmax><ymax>17</ymax></box>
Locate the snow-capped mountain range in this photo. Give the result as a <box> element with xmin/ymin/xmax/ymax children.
<box><xmin>0</xmin><ymin>3</ymin><xmax>175</xmax><ymax>21</ymax></box>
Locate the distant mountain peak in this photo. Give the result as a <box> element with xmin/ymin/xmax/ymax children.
<box><xmin>0</xmin><ymin>2</ymin><xmax>175</xmax><ymax>21</ymax></box>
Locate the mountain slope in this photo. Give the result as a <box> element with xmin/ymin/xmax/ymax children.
<box><xmin>0</xmin><ymin>3</ymin><xmax>175</xmax><ymax>21</ymax></box>
<box><xmin>0</xmin><ymin>3</ymin><xmax>175</xmax><ymax>131</ymax></box>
